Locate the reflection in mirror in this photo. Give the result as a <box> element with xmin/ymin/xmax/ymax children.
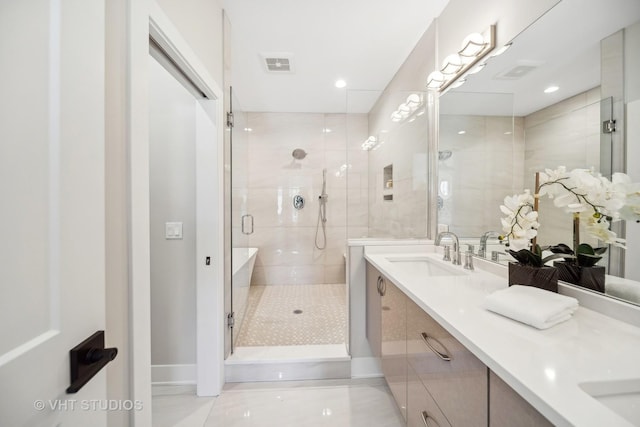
<box><xmin>349</xmin><ymin>89</ymin><xmax>431</xmax><ymax>239</ymax></box>
<box><xmin>437</xmin><ymin>0</ymin><xmax>640</xmax><ymax>305</ymax></box>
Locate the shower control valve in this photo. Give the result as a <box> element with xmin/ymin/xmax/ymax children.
<box><xmin>293</xmin><ymin>195</ymin><xmax>305</xmax><ymax>210</ymax></box>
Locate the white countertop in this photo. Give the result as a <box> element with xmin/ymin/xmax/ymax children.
<box><xmin>364</xmin><ymin>245</ymin><xmax>640</xmax><ymax>427</ymax></box>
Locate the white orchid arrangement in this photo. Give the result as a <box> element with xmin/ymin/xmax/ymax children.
<box><xmin>500</xmin><ymin>166</ymin><xmax>640</xmax><ymax>253</ymax></box>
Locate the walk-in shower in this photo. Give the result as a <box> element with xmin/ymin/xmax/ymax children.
<box><xmin>228</xmin><ymin>111</ymin><xmax>350</xmax><ymax>363</ymax></box>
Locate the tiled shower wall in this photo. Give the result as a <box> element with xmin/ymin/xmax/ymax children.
<box><xmin>234</xmin><ymin>112</ymin><xmax>368</xmax><ymax>286</ymax></box>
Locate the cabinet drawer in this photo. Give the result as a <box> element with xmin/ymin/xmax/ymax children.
<box><xmin>408</xmin><ymin>364</ymin><xmax>452</xmax><ymax>427</ymax></box>
<box><xmin>407</xmin><ymin>298</ymin><xmax>487</xmax><ymax>427</ymax></box>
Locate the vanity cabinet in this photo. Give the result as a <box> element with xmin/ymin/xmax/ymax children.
<box><xmin>381</xmin><ymin>275</ymin><xmax>407</xmax><ymax>421</ymax></box>
<box><xmin>489</xmin><ymin>370</ymin><xmax>553</xmax><ymax>427</ymax></box>
<box><xmin>407</xmin><ymin>363</ymin><xmax>452</xmax><ymax>427</ymax></box>
<box><xmin>367</xmin><ymin>263</ymin><xmax>407</xmax><ymax>420</ymax></box>
<box><xmin>366</xmin><ymin>263</ymin><xmax>382</xmax><ymax>357</ymax></box>
<box><xmin>406</xmin><ymin>298</ymin><xmax>488</xmax><ymax>427</ymax></box>
<box><xmin>366</xmin><ymin>261</ymin><xmax>553</xmax><ymax>427</ymax></box>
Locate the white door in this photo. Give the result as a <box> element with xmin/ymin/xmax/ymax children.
<box><xmin>0</xmin><ymin>1</ymin><xmax>108</xmax><ymax>426</ymax></box>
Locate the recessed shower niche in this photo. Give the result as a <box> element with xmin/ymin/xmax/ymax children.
<box><xmin>383</xmin><ymin>164</ymin><xmax>393</xmax><ymax>201</ymax></box>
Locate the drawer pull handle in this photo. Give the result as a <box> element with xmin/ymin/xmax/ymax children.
<box><xmin>377</xmin><ymin>276</ymin><xmax>386</xmax><ymax>296</ymax></box>
<box><xmin>421</xmin><ymin>411</ymin><xmax>442</xmax><ymax>427</ymax></box>
<box><xmin>421</xmin><ymin>332</ymin><xmax>452</xmax><ymax>361</ymax></box>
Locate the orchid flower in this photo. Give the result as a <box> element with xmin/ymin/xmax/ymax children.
<box><xmin>499</xmin><ymin>190</ymin><xmax>539</xmax><ymax>251</ymax></box>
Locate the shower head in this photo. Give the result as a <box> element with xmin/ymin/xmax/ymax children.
<box><xmin>438</xmin><ymin>150</ymin><xmax>452</xmax><ymax>161</ymax></box>
<box><xmin>292</xmin><ymin>148</ymin><xmax>307</xmax><ymax>160</ymax></box>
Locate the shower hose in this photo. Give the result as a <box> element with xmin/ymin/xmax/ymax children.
<box><xmin>315</xmin><ymin>194</ymin><xmax>327</xmax><ymax>250</ymax></box>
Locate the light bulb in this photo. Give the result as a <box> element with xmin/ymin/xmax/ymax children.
<box><xmin>426</xmin><ymin>71</ymin><xmax>445</xmax><ymax>89</ymax></box>
<box><xmin>459</xmin><ymin>32</ymin><xmax>486</xmax><ymax>57</ymax></box>
<box><xmin>441</xmin><ymin>54</ymin><xmax>463</xmax><ymax>75</ymax></box>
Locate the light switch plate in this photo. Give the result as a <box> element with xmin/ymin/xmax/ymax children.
<box><xmin>165</xmin><ymin>222</ymin><xmax>183</xmax><ymax>239</ymax></box>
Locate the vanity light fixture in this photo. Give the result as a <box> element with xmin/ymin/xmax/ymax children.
<box><xmin>544</xmin><ymin>85</ymin><xmax>559</xmax><ymax>94</ymax></box>
<box><xmin>426</xmin><ymin>71</ymin><xmax>446</xmax><ymax>89</ymax></box>
<box><xmin>390</xmin><ymin>93</ymin><xmax>424</xmax><ymax>123</ymax></box>
<box><xmin>244</xmin><ymin>127</ymin><xmax>253</xmax><ymax>132</ymax></box>
<box><xmin>334</xmin><ymin>79</ymin><xmax>347</xmax><ymax>88</ymax></box>
<box><xmin>426</xmin><ymin>25</ymin><xmax>496</xmax><ymax>92</ymax></box>
<box><xmin>441</xmin><ymin>54</ymin><xmax>464</xmax><ymax>75</ymax></box>
<box><xmin>459</xmin><ymin>32</ymin><xmax>486</xmax><ymax>58</ymax></box>
<box><xmin>361</xmin><ymin>135</ymin><xmax>378</xmax><ymax>151</ymax></box>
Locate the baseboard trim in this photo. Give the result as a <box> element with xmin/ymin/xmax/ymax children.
<box><xmin>351</xmin><ymin>356</ymin><xmax>383</xmax><ymax>379</ymax></box>
<box><xmin>151</xmin><ymin>364</ymin><xmax>196</xmax><ymax>385</ymax></box>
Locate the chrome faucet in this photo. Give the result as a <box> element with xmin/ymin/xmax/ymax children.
<box><xmin>435</xmin><ymin>231</ymin><xmax>461</xmax><ymax>265</ymax></box>
<box><xmin>478</xmin><ymin>231</ymin><xmax>501</xmax><ymax>258</ymax></box>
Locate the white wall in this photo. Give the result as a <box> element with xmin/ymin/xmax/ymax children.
<box><xmin>105</xmin><ymin>0</ymin><xmax>130</xmax><ymax>425</ymax></box>
<box><xmin>105</xmin><ymin>1</ymin><xmax>225</xmax><ymax>420</ymax></box>
<box><xmin>156</xmin><ymin>0</ymin><xmax>224</xmax><ymax>85</ymax></box>
<box><xmin>148</xmin><ymin>58</ymin><xmax>198</xmax><ymax>372</ymax></box>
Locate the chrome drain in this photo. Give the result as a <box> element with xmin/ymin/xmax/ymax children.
<box><xmin>293</xmin><ymin>309</ymin><xmax>303</xmax><ymax>314</ymax></box>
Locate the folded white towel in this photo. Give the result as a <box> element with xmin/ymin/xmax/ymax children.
<box><xmin>484</xmin><ymin>285</ymin><xmax>579</xmax><ymax>330</ymax></box>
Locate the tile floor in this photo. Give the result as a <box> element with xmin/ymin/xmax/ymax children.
<box><xmin>236</xmin><ymin>284</ymin><xmax>347</xmax><ymax>347</ymax></box>
<box><xmin>152</xmin><ymin>379</ymin><xmax>405</xmax><ymax>427</ymax></box>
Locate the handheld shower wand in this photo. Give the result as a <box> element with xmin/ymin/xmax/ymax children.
<box><xmin>315</xmin><ymin>169</ymin><xmax>328</xmax><ymax>250</ymax></box>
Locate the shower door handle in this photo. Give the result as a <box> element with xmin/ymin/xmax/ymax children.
<box><xmin>241</xmin><ymin>214</ymin><xmax>254</xmax><ymax>235</ymax></box>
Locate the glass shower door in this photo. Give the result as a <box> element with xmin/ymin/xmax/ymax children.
<box><xmin>228</xmin><ymin>87</ymin><xmax>251</xmax><ymax>355</ymax></box>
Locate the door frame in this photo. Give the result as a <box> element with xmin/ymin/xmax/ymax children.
<box><xmin>127</xmin><ymin>1</ymin><xmax>225</xmax><ymax>424</ymax></box>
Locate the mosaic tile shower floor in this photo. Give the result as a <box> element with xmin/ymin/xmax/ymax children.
<box><xmin>235</xmin><ymin>284</ymin><xmax>347</xmax><ymax>347</ymax></box>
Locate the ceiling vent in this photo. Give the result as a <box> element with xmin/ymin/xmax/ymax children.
<box><xmin>261</xmin><ymin>53</ymin><xmax>295</xmax><ymax>73</ymax></box>
<box><xmin>494</xmin><ymin>60</ymin><xmax>544</xmax><ymax>80</ymax></box>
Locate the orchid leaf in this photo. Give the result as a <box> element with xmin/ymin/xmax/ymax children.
<box><xmin>548</xmin><ymin>243</ymin><xmax>574</xmax><ymax>255</ymax></box>
<box><xmin>508</xmin><ymin>248</ymin><xmax>542</xmax><ymax>267</ymax></box>
<box><xmin>577</xmin><ymin>253</ymin><xmax>602</xmax><ymax>268</ymax></box>
<box><xmin>577</xmin><ymin>243</ymin><xmax>595</xmax><ymax>256</ymax></box>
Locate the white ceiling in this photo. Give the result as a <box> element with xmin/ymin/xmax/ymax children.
<box><xmin>223</xmin><ymin>0</ymin><xmax>449</xmax><ymax>113</ymax></box>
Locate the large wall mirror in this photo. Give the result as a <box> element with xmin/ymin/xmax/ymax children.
<box><xmin>437</xmin><ymin>0</ymin><xmax>640</xmax><ymax>305</ymax></box>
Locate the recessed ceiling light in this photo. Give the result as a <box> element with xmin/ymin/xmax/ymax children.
<box><xmin>544</xmin><ymin>85</ymin><xmax>559</xmax><ymax>94</ymax></box>
<box><xmin>458</xmin><ymin>130</ymin><xmax>466</xmax><ymax>135</ymax></box>
<box><xmin>322</xmin><ymin>128</ymin><xmax>332</xmax><ymax>133</ymax></box>
<box><xmin>244</xmin><ymin>128</ymin><xmax>253</xmax><ymax>132</ymax></box>
<box><xmin>335</xmin><ymin>79</ymin><xmax>347</xmax><ymax>88</ymax></box>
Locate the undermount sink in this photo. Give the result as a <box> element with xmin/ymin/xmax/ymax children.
<box><xmin>579</xmin><ymin>378</ymin><xmax>640</xmax><ymax>425</ymax></box>
<box><xmin>385</xmin><ymin>256</ymin><xmax>468</xmax><ymax>277</ymax></box>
